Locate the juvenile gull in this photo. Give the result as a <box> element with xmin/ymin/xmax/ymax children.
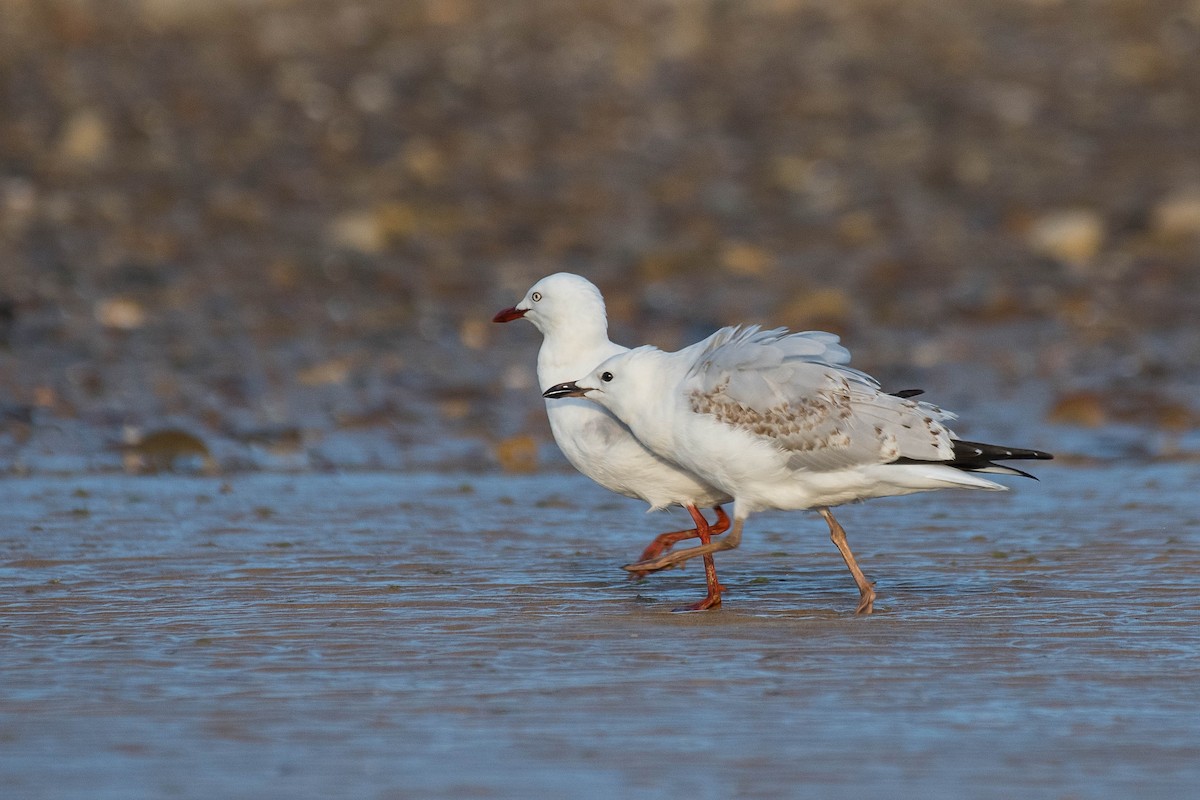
<box><xmin>494</xmin><ymin>273</ymin><xmax>733</xmax><ymax>609</ymax></box>
<box><xmin>544</xmin><ymin>325</ymin><xmax>1052</xmax><ymax>613</ymax></box>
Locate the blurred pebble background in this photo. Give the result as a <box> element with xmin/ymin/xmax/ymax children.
<box><xmin>1</xmin><ymin>0</ymin><xmax>1198</xmax><ymax>474</ymax></box>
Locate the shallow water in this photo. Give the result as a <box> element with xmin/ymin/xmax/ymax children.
<box><xmin>2</xmin><ymin>464</ymin><xmax>1198</xmax><ymax>799</ymax></box>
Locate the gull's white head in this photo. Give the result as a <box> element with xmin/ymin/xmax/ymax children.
<box><xmin>542</xmin><ymin>347</ymin><xmax>659</xmax><ymax>420</ymax></box>
<box><xmin>492</xmin><ymin>272</ymin><xmax>607</xmax><ymax>337</ymax></box>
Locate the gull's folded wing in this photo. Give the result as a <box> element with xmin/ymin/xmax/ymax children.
<box><xmin>681</xmin><ymin>326</ymin><xmax>958</xmax><ymax>471</ymax></box>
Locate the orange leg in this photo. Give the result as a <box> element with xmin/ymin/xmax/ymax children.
<box><xmin>624</xmin><ymin>516</ymin><xmax>744</xmax><ymax>574</ymax></box>
<box><xmin>628</xmin><ymin>505</ymin><xmax>730</xmax><ymax>580</ymax></box>
<box><xmin>817</xmin><ymin>507</ymin><xmax>876</xmax><ymax>615</ymax></box>
<box><xmin>672</xmin><ymin>504</ymin><xmax>725</xmax><ymax>612</ymax></box>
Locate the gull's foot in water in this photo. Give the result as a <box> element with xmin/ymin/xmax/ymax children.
<box><xmin>854</xmin><ymin>584</ymin><xmax>877</xmax><ymax>615</ymax></box>
<box><xmin>622</xmin><ymin>557</ymin><xmax>679</xmax><ymax>576</ymax></box>
<box><xmin>672</xmin><ymin>589</ymin><xmax>723</xmax><ymax>613</ymax></box>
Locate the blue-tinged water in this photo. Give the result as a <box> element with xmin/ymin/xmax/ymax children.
<box><xmin>2</xmin><ymin>464</ymin><xmax>1198</xmax><ymax>799</ymax></box>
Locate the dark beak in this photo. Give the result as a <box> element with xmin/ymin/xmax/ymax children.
<box><xmin>543</xmin><ymin>381</ymin><xmax>588</xmax><ymax>400</ymax></box>
<box><xmin>492</xmin><ymin>306</ymin><xmax>527</xmax><ymax>323</ymax></box>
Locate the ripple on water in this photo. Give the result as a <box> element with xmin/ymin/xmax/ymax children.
<box><xmin>1</xmin><ymin>467</ymin><xmax>1198</xmax><ymax>798</ymax></box>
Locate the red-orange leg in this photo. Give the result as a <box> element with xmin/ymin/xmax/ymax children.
<box><xmin>672</xmin><ymin>504</ymin><xmax>725</xmax><ymax>612</ymax></box>
<box><xmin>628</xmin><ymin>505</ymin><xmax>730</xmax><ymax>580</ymax></box>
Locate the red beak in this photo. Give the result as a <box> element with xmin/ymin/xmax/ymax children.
<box><xmin>492</xmin><ymin>306</ymin><xmax>527</xmax><ymax>323</ymax></box>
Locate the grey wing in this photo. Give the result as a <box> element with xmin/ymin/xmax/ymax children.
<box><xmin>685</xmin><ymin>325</ymin><xmax>852</xmax><ymax>376</ymax></box>
<box><xmin>683</xmin><ymin>327</ymin><xmax>957</xmax><ymax>471</ymax></box>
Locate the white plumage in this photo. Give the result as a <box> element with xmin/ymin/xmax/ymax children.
<box><xmin>494</xmin><ymin>273</ymin><xmax>732</xmax><ymax>608</ymax></box>
<box><xmin>683</xmin><ymin>325</ymin><xmax>961</xmax><ymax>480</ymax></box>
<box><xmin>546</xmin><ymin>323</ymin><xmax>1051</xmax><ymax>613</ymax></box>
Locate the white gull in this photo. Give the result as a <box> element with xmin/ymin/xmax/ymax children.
<box><xmin>494</xmin><ymin>273</ymin><xmax>733</xmax><ymax>609</ymax></box>
<box><xmin>544</xmin><ymin>324</ymin><xmax>1052</xmax><ymax>613</ymax></box>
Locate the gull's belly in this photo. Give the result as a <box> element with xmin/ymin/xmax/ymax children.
<box><xmin>547</xmin><ymin>399</ymin><xmax>727</xmax><ymax>509</ymax></box>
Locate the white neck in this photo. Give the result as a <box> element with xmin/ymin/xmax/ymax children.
<box><xmin>605</xmin><ymin>349</ymin><xmax>691</xmax><ymax>456</ymax></box>
<box><xmin>536</xmin><ymin>318</ymin><xmax>623</xmax><ymax>390</ymax></box>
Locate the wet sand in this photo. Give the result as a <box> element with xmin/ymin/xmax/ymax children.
<box><xmin>3</xmin><ymin>464</ymin><xmax>1198</xmax><ymax>798</ymax></box>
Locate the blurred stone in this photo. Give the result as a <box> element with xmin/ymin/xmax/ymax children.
<box><xmin>1047</xmin><ymin>391</ymin><xmax>1107</xmax><ymax>427</ymax></box>
<box><xmin>425</xmin><ymin>0</ymin><xmax>470</xmax><ymax>26</ymax></box>
<box><xmin>297</xmin><ymin>358</ymin><xmax>351</xmax><ymax>386</ymax></box>
<box><xmin>375</xmin><ymin>203</ymin><xmax>418</xmax><ymax>240</ymax></box>
<box><xmin>402</xmin><ymin>138</ymin><xmax>446</xmax><ymax>184</ymax></box>
<box><xmin>1027</xmin><ymin>210</ymin><xmax>1105</xmax><ymax>271</ymax></box>
<box><xmin>2</xmin><ymin>178</ymin><xmax>37</xmax><ymax>233</ymax></box>
<box><xmin>438</xmin><ymin>399</ymin><xmax>472</xmax><ymax>421</ymax></box>
<box><xmin>328</xmin><ymin>211</ymin><xmax>385</xmax><ymax>254</ymax></box>
<box><xmin>1111</xmin><ymin>392</ymin><xmax>1197</xmax><ymax>432</ymax></box>
<box><xmin>268</xmin><ymin>260</ymin><xmax>300</xmax><ymax>290</ymax></box>
<box><xmin>349</xmin><ymin>72</ymin><xmax>394</xmax><ymax>114</ymax></box>
<box><xmin>1054</xmin><ymin>292</ymin><xmax>1104</xmax><ymax>331</ymax></box>
<box><xmin>836</xmin><ymin>210</ymin><xmax>879</xmax><ymax>246</ymax></box>
<box><xmin>136</xmin><ymin>0</ymin><xmax>223</xmax><ymax>28</ymax></box>
<box><xmin>57</xmin><ymin>109</ymin><xmax>112</xmax><ymax>168</ymax></box>
<box><xmin>493</xmin><ymin>434</ymin><xmax>538</xmax><ymax>474</ymax></box>
<box><xmin>910</xmin><ymin>339</ymin><xmax>951</xmax><ymax>369</ymax></box>
<box><xmin>720</xmin><ymin>241</ymin><xmax>773</xmax><ymax>276</ymax></box>
<box><xmin>775</xmin><ymin>287</ymin><xmax>850</xmax><ymax>330</ymax></box>
<box><xmin>332</xmin><ymin>5</ymin><xmax>372</xmax><ymax>47</ymax></box>
<box><xmin>771</xmin><ymin>156</ymin><xmax>811</xmax><ymax>192</ymax></box>
<box><xmin>660</xmin><ymin>3</ymin><xmax>709</xmax><ymax>61</ymax></box>
<box><xmin>988</xmin><ymin>82</ymin><xmax>1041</xmax><ymax>127</ymax></box>
<box><xmin>969</xmin><ymin>287</ymin><xmax>1025</xmax><ymax>323</ymax></box>
<box><xmin>459</xmin><ymin>318</ymin><xmax>489</xmax><ymax>350</ymax></box>
<box><xmin>33</xmin><ymin>387</ymin><xmax>58</xmax><ymax>409</ymax></box>
<box><xmin>771</xmin><ymin>157</ymin><xmax>847</xmax><ymax>212</ymax></box>
<box><xmin>953</xmin><ymin>148</ymin><xmax>993</xmax><ymax>187</ymax></box>
<box><xmin>208</xmin><ymin>185</ymin><xmax>268</xmax><ymax>227</ymax></box>
<box><xmin>1149</xmin><ymin>401</ymin><xmax>1197</xmax><ymax>432</ymax></box>
<box><xmin>501</xmin><ymin>364</ymin><xmax>535</xmax><ymax>392</ymax></box>
<box><xmin>1151</xmin><ymin>190</ymin><xmax>1200</xmax><ymax>239</ymax></box>
<box><xmin>1048</xmin><ymin>389</ymin><xmax>1196</xmax><ymax>431</ymax></box>
<box><xmin>328</xmin><ymin>204</ymin><xmax>421</xmax><ymax>254</ymax></box>
<box><xmin>1111</xmin><ymin>42</ymin><xmax>1174</xmax><ymax>86</ymax></box>
<box><xmin>121</xmin><ymin>428</ymin><xmax>217</xmax><ymax>474</ymax></box>
<box><xmin>636</xmin><ymin>250</ymin><xmax>689</xmax><ymax>281</ymax></box>
<box><xmin>95</xmin><ymin>297</ymin><xmax>147</xmax><ymax>330</ymax></box>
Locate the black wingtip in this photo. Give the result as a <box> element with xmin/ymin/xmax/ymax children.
<box><xmin>947</xmin><ymin>440</ymin><xmax>1053</xmax><ymax>480</ymax></box>
<box><xmin>954</xmin><ymin>440</ymin><xmax>1054</xmax><ymax>462</ymax></box>
<box><xmin>894</xmin><ymin>439</ymin><xmax>1053</xmax><ymax>480</ymax></box>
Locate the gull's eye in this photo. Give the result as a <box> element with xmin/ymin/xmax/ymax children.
<box><xmin>531</xmin><ymin>291</ymin><xmax>542</xmax><ymax>302</ymax></box>
<box><xmin>601</xmin><ymin>371</ymin><xmax>614</xmax><ymax>382</ymax></box>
